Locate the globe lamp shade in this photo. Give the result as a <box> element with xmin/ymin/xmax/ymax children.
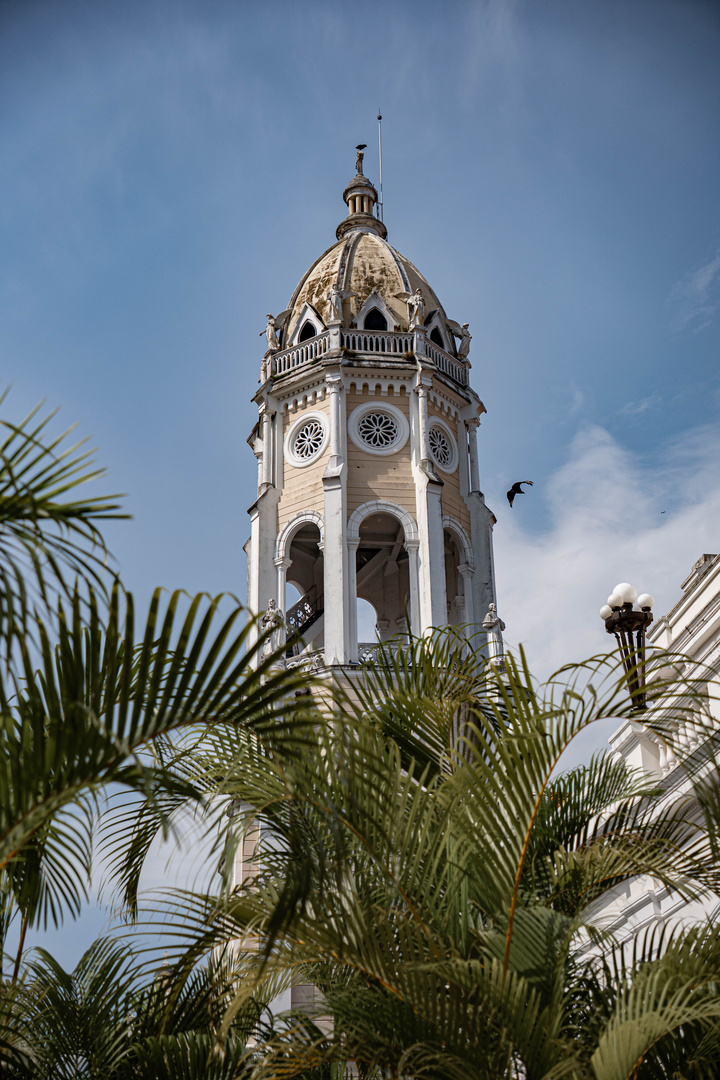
<box><xmin>607</xmin><ymin>593</ymin><xmax>623</xmax><ymax>609</ymax></box>
<box><xmin>600</xmin><ymin>605</ymin><xmax>613</xmax><ymax>620</ymax></box>
<box><xmin>636</xmin><ymin>593</ymin><xmax>655</xmax><ymax>611</ymax></box>
<box><xmin>614</xmin><ymin>582</ymin><xmax>638</xmax><ymax>605</ymax></box>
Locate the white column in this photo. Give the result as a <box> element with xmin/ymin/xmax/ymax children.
<box><xmin>322</xmin><ymin>374</ymin><xmax>348</xmax><ymax>665</ymax></box>
<box><xmin>247</xmin><ymin>508</ymin><xmax>261</xmax><ymax>621</ymax></box>
<box><xmin>417</xmin><ymin>382</ymin><xmax>430</xmax><ymax>464</ymax></box>
<box><xmin>273</xmin><ymin>556</ymin><xmax>291</xmax><ymax>654</ymax></box>
<box><xmin>413</xmin><ymin>376</ymin><xmax>447</xmax><ymax>631</ymax></box>
<box><xmin>327</xmin><ymin>374</ymin><xmax>343</xmax><ymax>468</ymax></box>
<box><xmin>274</xmin><ymin>556</ymin><xmax>291</xmax><ymax>611</ymax></box>
<box><xmin>458</xmin><ymin>563</ymin><xmax>475</xmax><ymax>626</ymax></box>
<box><xmin>467</xmin><ymin>418</ymin><xmax>481</xmax><ymax>493</ymax></box>
<box><xmin>405</xmin><ymin>540</ymin><xmax>421</xmax><ymax>637</ymax></box>
<box><xmin>347</xmin><ymin>537</ymin><xmax>359</xmax><ymax>662</ymax></box>
<box><xmin>457</xmin><ymin>415</ymin><xmax>470</xmax><ymax>498</ymax></box>
<box><xmin>260</xmin><ymin>407</ymin><xmax>274</xmax><ymax>491</ymax></box>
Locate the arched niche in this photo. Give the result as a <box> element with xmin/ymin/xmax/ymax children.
<box><xmin>347</xmin><ymin>501</ymin><xmax>420</xmax><ymax>659</ymax></box>
<box><xmin>364</xmin><ymin>307</ymin><xmax>387</xmax><ymax>331</ymax></box>
<box><xmin>299</xmin><ymin>320</ymin><xmax>317</xmax><ymax>342</ymax></box>
<box><xmin>442</xmin><ymin>516</ymin><xmax>475</xmax><ymax>628</ymax></box>
<box><xmin>276</xmin><ymin>513</ymin><xmax>325</xmax><ymax>654</ymax></box>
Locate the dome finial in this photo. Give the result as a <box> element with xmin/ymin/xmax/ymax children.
<box><xmin>337</xmin><ymin>146</ymin><xmax>386</xmax><ymax>240</ymax></box>
<box><xmin>355</xmin><ymin>144</ymin><xmax>367</xmax><ymax>175</ymax></box>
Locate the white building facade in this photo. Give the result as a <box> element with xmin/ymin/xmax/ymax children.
<box><xmin>244</xmin><ymin>153</ymin><xmax>498</xmax><ymax>667</ymax></box>
<box><xmin>597</xmin><ymin>554</ymin><xmax>720</xmax><ymax>941</ymax></box>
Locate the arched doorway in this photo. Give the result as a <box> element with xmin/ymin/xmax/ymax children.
<box><xmin>444</xmin><ymin>529</ymin><xmax>464</xmax><ymax>626</ymax></box>
<box><xmin>278</xmin><ymin>518</ymin><xmax>324</xmax><ymax>655</ymax></box>
<box><xmin>443</xmin><ymin>520</ymin><xmax>474</xmax><ymax>629</ymax></box>
<box><xmin>355</xmin><ymin>511</ymin><xmax>410</xmax><ymax>653</ymax></box>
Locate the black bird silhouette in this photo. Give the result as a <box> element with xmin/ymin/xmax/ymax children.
<box><xmin>507</xmin><ymin>480</ymin><xmax>533</xmax><ymax>508</ymax></box>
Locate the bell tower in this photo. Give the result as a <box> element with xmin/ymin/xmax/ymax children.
<box><xmin>245</xmin><ymin>150</ymin><xmax>499</xmax><ymax>665</ymax></box>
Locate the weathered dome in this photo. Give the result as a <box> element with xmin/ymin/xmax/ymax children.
<box><xmin>283</xmin><ymin>230</ymin><xmax>449</xmax><ymax>347</ymax></box>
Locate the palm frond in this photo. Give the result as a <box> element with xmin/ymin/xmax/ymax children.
<box><xmin>0</xmin><ymin>393</ymin><xmax>128</xmax><ymax>647</ymax></box>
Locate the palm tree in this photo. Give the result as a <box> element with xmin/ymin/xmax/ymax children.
<box><xmin>135</xmin><ymin>632</ymin><xmax>720</xmax><ymax>1080</ymax></box>
<box><xmin>0</xmin><ymin>395</ymin><xmax>316</xmax><ymax>1073</ymax></box>
<box><xmin>8</xmin><ymin>937</ymin><xmax>263</xmax><ymax>1079</ymax></box>
<box><xmin>8</xmin><ymin>393</ymin><xmax>720</xmax><ymax>1078</ymax></box>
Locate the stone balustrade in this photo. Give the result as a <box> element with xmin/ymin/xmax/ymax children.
<box><xmin>426</xmin><ymin>341</ymin><xmax>468</xmax><ymax>385</ymax></box>
<box><xmin>273</xmin><ymin>332</ymin><xmax>331</xmax><ymax>375</ymax></box>
<box><xmin>339</xmin><ymin>329</ymin><xmax>414</xmax><ymax>355</ymax></box>
<box><xmin>269</xmin><ymin>328</ymin><xmax>469</xmax><ymax>387</ymax></box>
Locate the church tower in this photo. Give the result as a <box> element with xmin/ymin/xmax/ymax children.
<box><xmin>246</xmin><ymin>150</ymin><xmax>498</xmax><ymax>665</ymax></box>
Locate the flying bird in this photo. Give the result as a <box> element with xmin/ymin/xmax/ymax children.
<box><xmin>507</xmin><ymin>480</ymin><xmax>533</xmax><ymax>508</ymax></box>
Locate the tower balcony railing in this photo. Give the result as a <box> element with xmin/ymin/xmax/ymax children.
<box><xmin>426</xmin><ymin>341</ymin><xmax>468</xmax><ymax>386</ymax></box>
<box><xmin>271</xmin><ymin>328</ymin><xmax>469</xmax><ymax>387</ymax></box>
<box><xmin>339</xmin><ymin>329</ymin><xmax>414</xmax><ymax>356</ymax></box>
<box><xmin>273</xmin><ymin>332</ymin><xmax>331</xmax><ymax>376</ymax></box>
<box><xmin>357</xmin><ymin>640</ymin><xmax>406</xmax><ymax>664</ymax></box>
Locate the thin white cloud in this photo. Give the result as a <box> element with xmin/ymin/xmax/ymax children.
<box><xmin>670</xmin><ymin>249</ymin><xmax>720</xmax><ymax>332</ymax></box>
<box><xmin>619</xmin><ymin>390</ymin><xmax>661</xmax><ymax>417</ymax></box>
<box><xmin>495</xmin><ymin>422</ymin><xmax>720</xmax><ymax>677</ymax></box>
<box><xmin>494</xmin><ymin>422</ymin><xmax>720</xmax><ymax>764</ymax></box>
<box><xmin>461</xmin><ymin>0</ymin><xmax>520</xmax><ymax>106</ymax></box>
<box><xmin>568</xmin><ymin>381</ymin><xmax>585</xmax><ymax>416</ymax></box>
<box><xmin>483</xmin><ymin>0</ymin><xmax>519</xmax><ymax>53</ymax></box>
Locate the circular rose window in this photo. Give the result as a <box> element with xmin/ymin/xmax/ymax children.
<box><xmin>348</xmin><ymin>402</ymin><xmax>409</xmax><ymax>456</ymax></box>
<box><xmin>358</xmin><ymin>411</ymin><xmax>399</xmax><ymax>449</ymax></box>
<box><xmin>428</xmin><ymin>419</ymin><xmax>458</xmax><ymax>473</ymax></box>
<box><xmin>294</xmin><ymin>418</ymin><xmax>325</xmax><ymax>460</ymax></box>
<box><xmin>429</xmin><ymin>426</ymin><xmax>451</xmax><ymax>467</ymax></box>
<box><xmin>284</xmin><ymin>411</ymin><xmax>329</xmax><ymax>468</ymax></box>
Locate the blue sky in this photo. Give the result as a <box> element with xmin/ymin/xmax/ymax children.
<box><xmin>2</xmin><ymin>0</ymin><xmax>720</xmax><ymax>963</ymax></box>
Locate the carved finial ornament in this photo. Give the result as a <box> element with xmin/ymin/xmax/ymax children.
<box><xmin>355</xmin><ymin>143</ymin><xmax>366</xmax><ymax>175</ymax></box>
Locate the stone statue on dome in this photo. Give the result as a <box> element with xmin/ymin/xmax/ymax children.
<box><xmin>447</xmin><ymin>319</ymin><xmax>472</xmax><ymax>359</ymax></box>
<box><xmin>403</xmin><ymin>288</ymin><xmax>425</xmax><ymax>328</ymax></box>
<box><xmin>457</xmin><ymin>323</ymin><xmax>472</xmax><ymax>359</ymax></box>
<box><xmin>355</xmin><ymin>146</ymin><xmax>365</xmax><ymax>175</ymax></box>
<box><xmin>260</xmin><ymin>314</ymin><xmax>280</xmax><ymax>354</ymax></box>
<box><xmin>327</xmin><ymin>285</ymin><xmax>356</xmax><ymax>323</ymax></box>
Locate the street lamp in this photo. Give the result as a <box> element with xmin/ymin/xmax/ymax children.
<box><xmin>600</xmin><ymin>582</ymin><xmax>655</xmax><ymax>710</ymax></box>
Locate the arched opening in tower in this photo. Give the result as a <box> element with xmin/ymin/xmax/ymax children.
<box><xmin>444</xmin><ymin>529</ymin><xmax>467</xmax><ymax>627</ymax></box>
<box><xmin>298</xmin><ymin>320</ymin><xmax>317</xmax><ymax>343</ymax></box>
<box><xmin>285</xmin><ymin>522</ymin><xmax>324</xmax><ymax>655</ymax></box>
<box><xmin>356</xmin><ymin>512</ymin><xmax>411</xmax><ymax>649</ymax></box>
<box><xmin>363</xmin><ymin>307</ymin><xmax>387</xmax><ymax>332</ymax></box>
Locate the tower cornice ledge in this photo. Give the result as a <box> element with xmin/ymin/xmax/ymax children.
<box><xmin>336</xmin><ymin>214</ymin><xmax>387</xmax><ymax>241</ymax></box>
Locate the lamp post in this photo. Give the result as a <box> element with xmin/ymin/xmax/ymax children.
<box><xmin>600</xmin><ymin>582</ymin><xmax>655</xmax><ymax>710</ymax></box>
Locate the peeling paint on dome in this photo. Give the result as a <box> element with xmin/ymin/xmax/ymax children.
<box><xmin>284</xmin><ymin>230</ymin><xmax>447</xmax><ymax>344</ymax></box>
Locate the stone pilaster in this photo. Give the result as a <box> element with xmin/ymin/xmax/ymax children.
<box><xmin>463</xmin><ymin>417</ymin><xmax>497</xmax><ymax>634</ymax></box>
<box><xmin>413</xmin><ymin>374</ymin><xmax>447</xmax><ymax>631</ymax></box>
<box><xmin>322</xmin><ymin>374</ymin><xmax>348</xmax><ymax>665</ymax></box>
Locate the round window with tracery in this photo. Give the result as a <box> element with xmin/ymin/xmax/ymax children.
<box><xmin>294</xmin><ymin>419</ymin><xmax>325</xmax><ymax>460</ymax></box>
<box><xmin>348</xmin><ymin>401</ymin><xmax>409</xmax><ymax>456</ymax></box>
<box><xmin>428</xmin><ymin>420</ymin><xmax>458</xmax><ymax>473</ymax></box>
<box><xmin>284</xmin><ymin>410</ymin><xmax>329</xmax><ymax>468</ymax></box>
<box><xmin>429</xmin><ymin>426</ymin><xmax>451</xmax><ymax>467</ymax></box>
<box><xmin>358</xmin><ymin>411</ymin><xmax>399</xmax><ymax>449</ymax></box>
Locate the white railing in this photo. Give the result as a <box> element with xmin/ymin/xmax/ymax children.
<box><xmin>271</xmin><ymin>329</ymin><xmax>469</xmax><ymax>387</ymax></box>
<box><xmin>340</xmin><ymin>330</ymin><xmax>414</xmax><ymax>355</ymax></box>
<box><xmin>273</xmin><ymin>332</ymin><xmax>330</xmax><ymax>376</ymax></box>
<box><xmin>358</xmin><ymin>640</ymin><xmax>406</xmax><ymax>664</ymax></box>
<box><xmin>426</xmin><ymin>342</ymin><xmax>468</xmax><ymax>385</ymax></box>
